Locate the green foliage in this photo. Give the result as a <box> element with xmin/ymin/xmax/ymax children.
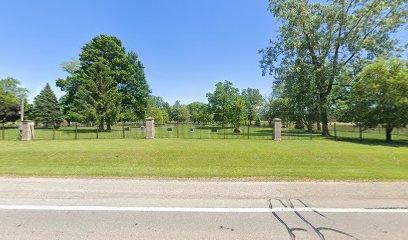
<box><xmin>146</xmin><ymin>107</ymin><xmax>169</xmax><ymax>124</ymax></box>
<box><xmin>241</xmin><ymin>88</ymin><xmax>264</xmax><ymax>125</ymax></box>
<box><xmin>187</xmin><ymin>102</ymin><xmax>211</xmax><ymax>124</ymax></box>
<box><xmin>260</xmin><ymin>0</ymin><xmax>407</xmax><ymax>135</ymax></box>
<box><xmin>57</xmin><ymin>34</ymin><xmax>150</xmax><ymax>129</ymax></box>
<box><xmin>33</xmin><ymin>83</ymin><xmax>63</xmax><ymax>127</ymax></box>
<box><xmin>260</xmin><ymin>96</ymin><xmax>289</xmax><ymax>127</ymax></box>
<box><xmin>0</xmin><ymin>77</ymin><xmax>28</xmax><ymax>122</ymax></box>
<box><xmin>349</xmin><ymin>57</ymin><xmax>408</xmax><ymax>141</ymax></box>
<box><xmin>170</xmin><ymin>101</ymin><xmax>190</xmax><ymax>123</ymax></box>
<box><xmin>207</xmin><ymin>80</ymin><xmax>245</xmax><ymax>127</ymax></box>
<box><xmin>56</xmin><ymin>60</ymin><xmax>81</xmax><ymax>125</ymax></box>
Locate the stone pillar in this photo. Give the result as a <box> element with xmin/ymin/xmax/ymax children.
<box><xmin>145</xmin><ymin>118</ymin><xmax>155</xmax><ymax>139</ymax></box>
<box><xmin>21</xmin><ymin>120</ymin><xmax>35</xmax><ymax>141</ymax></box>
<box><xmin>273</xmin><ymin>118</ymin><xmax>281</xmax><ymax>141</ymax></box>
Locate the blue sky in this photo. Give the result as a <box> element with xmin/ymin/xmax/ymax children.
<box><xmin>0</xmin><ymin>1</ymin><xmax>406</xmax><ymax>105</ymax></box>
<box><xmin>0</xmin><ymin>0</ymin><xmax>277</xmax><ymax>104</ymax></box>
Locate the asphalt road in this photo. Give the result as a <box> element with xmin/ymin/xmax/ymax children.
<box><xmin>0</xmin><ymin>177</ymin><xmax>407</xmax><ymax>240</ymax></box>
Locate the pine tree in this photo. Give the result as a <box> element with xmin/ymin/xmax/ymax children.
<box><xmin>33</xmin><ymin>83</ymin><xmax>63</xmax><ymax>127</ymax></box>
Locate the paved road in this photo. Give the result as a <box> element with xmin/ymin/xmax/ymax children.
<box><xmin>0</xmin><ymin>177</ymin><xmax>407</xmax><ymax>240</ymax></box>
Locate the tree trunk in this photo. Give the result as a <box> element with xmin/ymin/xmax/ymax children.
<box><xmin>317</xmin><ymin>120</ymin><xmax>321</xmax><ymax>131</ymax></box>
<box><xmin>249</xmin><ymin>119</ymin><xmax>252</xmax><ymax>126</ymax></box>
<box><xmin>306</xmin><ymin>122</ymin><xmax>312</xmax><ymax>133</ymax></box>
<box><xmin>386</xmin><ymin>127</ymin><xmax>393</xmax><ymax>142</ymax></box>
<box><xmin>99</xmin><ymin>117</ymin><xmax>104</xmax><ymax>131</ymax></box>
<box><xmin>321</xmin><ymin>111</ymin><xmax>330</xmax><ymax>136</ymax></box>
<box><xmin>107</xmin><ymin>123</ymin><xmax>111</xmax><ymax>131</ymax></box>
<box><xmin>268</xmin><ymin>120</ymin><xmax>272</xmax><ymax>128</ymax></box>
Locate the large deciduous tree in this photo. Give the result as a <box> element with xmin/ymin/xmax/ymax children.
<box><xmin>260</xmin><ymin>0</ymin><xmax>407</xmax><ymax>136</ymax></box>
<box><xmin>207</xmin><ymin>80</ymin><xmax>245</xmax><ymax>128</ymax></box>
<box><xmin>349</xmin><ymin>57</ymin><xmax>408</xmax><ymax>142</ymax></box>
<box><xmin>0</xmin><ymin>77</ymin><xmax>28</xmax><ymax>122</ymax></box>
<box><xmin>241</xmin><ymin>88</ymin><xmax>263</xmax><ymax>125</ymax></box>
<box><xmin>187</xmin><ymin>102</ymin><xmax>211</xmax><ymax>124</ymax></box>
<box><xmin>32</xmin><ymin>83</ymin><xmax>63</xmax><ymax>127</ymax></box>
<box><xmin>170</xmin><ymin>101</ymin><xmax>190</xmax><ymax>123</ymax></box>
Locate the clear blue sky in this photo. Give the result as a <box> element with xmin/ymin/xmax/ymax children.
<box><xmin>0</xmin><ymin>0</ymin><xmax>277</xmax><ymax>104</ymax></box>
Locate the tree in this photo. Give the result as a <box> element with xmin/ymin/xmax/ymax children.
<box><xmin>260</xmin><ymin>96</ymin><xmax>289</xmax><ymax>127</ymax></box>
<box><xmin>207</xmin><ymin>80</ymin><xmax>245</xmax><ymax>128</ymax></box>
<box><xmin>170</xmin><ymin>101</ymin><xmax>190</xmax><ymax>123</ymax></box>
<box><xmin>0</xmin><ymin>78</ymin><xmax>28</xmax><ymax>122</ymax></box>
<box><xmin>32</xmin><ymin>83</ymin><xmax>63</xmax><ymax>127</ymax></box>
<box><xmin>260</xmin><ymin>0</ymin><xmax>407</xmax><ymax>136</ymax></box>
<box><xmin>187</xmin><ymin>102</ymin><xmax>211</xmax><ymax>124</ymax></box>
<box><xmin>349</xmin><ymin>57</ymin><xmax>408</xmax><ymax>141</ymax></box>
<box><xmin>241</xmin><ymin>88</ymin><xmax>263</xmax><ymax>125</ymax></box>
<box><xmin>56</xmin><ymin>60</ymin><xmax>80</xmax><ymax>126</ymax></box>
<box><xmin>146</xmin><ymin>107</ymin><xmax>169</xmax><ymax>124</ymax></box>
<box><xmin>146</xmin><ymin>95</ymin><xmax>170</xmax><ymax>124</ymax></box>
<box><xmin>57</xmin><ymin>35</ymin><xmax>150</xmax><ymax>130</ymax></box>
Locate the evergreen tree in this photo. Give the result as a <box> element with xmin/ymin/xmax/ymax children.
<box><xmin>33</xmin><ymin>83</ymin><xmax>63</xmax><ymax>127</ymax></box>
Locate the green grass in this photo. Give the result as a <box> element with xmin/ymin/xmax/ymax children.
<box><xmin>0</xmin><ymin>139</ymin><xmax>407</xmax><ymax>180</ymax></box>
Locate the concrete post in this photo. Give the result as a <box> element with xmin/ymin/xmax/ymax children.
<box><xmin>145</xmin><ymin>118</ymin><xmax>155</xmax><ymax>139</ymax></box>
<box><xmin>21</xmin><ymin>120</ymin><xmax>35</xmax><ymax>141</ymax></box>
<box><xmin>273</xmin><ymin>118</ymin><xmax>281</xmax><ymax>141</ymax></box>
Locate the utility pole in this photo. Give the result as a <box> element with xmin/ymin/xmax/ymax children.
<box><xmin>20</xmin><ymin>98</ymin><xmax>25</xmax><ymax>121</ymax></box>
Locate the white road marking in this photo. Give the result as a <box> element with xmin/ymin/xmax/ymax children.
<box><xmin>0</xmin><ymin>205</ymin><xmax>407</xmax><ymax>213</ymax></box>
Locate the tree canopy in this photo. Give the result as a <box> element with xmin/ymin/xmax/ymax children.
<box><xmin>260</xmin><ymin>0</ymin><xmax>407</xmax><ymax>136</ymax></box>
<box><xmin>57</xmin><ymin>34</ymin><xmax>150</xmax><ymax>130</ymax></box>
<box><xmin>349</xmin><ymin>57</ymin><xmax>408</xmax><ymax>141</ymax></box>
<box><xmin>207</xmin><ymin>80</ymin><xmax>245</xmax><ymax>128</ymax></box>
<box><xmin>0</xmin><ymin>78</ymin><xmax>28</xmax><ymax>122</ymax></box>
<box><xmin>241</xmin><ymin>88</ymin><xmax>263</xmax><ymax>125</ymax></box>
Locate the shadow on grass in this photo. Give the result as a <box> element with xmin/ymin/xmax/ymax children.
<box><xmin>329</xmin><ymin>136</ymin><xmax>408</xmax><ymax>147</ymax></box>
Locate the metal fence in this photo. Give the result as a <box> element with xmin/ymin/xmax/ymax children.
<box><xmin>2</xmin><ymin>121</ymin><xmax>408</xmax><ymax>142</ymax></box>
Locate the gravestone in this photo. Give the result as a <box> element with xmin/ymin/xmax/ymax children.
<box><xmin>145</xmin><ymin>118</ymin><xmax>155</xmax><ymax>139</ymax></box>
<box><xmin>140</xmin><ymin>126</ymin><xmax>145</xmax><ymax>131</ymax></box>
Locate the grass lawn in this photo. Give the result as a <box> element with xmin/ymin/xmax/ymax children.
<box><xmin>0</xmin><ymin>139</ymin><xmax>407</xmax><ymax>180</ymax></box>
<box><xmin>0</xmin><ymin>139</ymin><xmax>408</xmax><ymax>180</ymax></box>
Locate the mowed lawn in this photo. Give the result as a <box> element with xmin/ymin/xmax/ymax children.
<box><xmin>0</xmin><ymin>139</ymin><xmax>407</xmax><ymax>180</ymax></box>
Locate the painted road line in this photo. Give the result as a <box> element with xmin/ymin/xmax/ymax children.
<box><xmin>0</xmin><ymin>205</ymin><xmax>407</xmax><ymax>213</ymax></box>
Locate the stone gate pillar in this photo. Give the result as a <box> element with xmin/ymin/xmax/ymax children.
<box><xmin>145</xmin><ymin>118</ymin><xmax>155</xmax><ymax>139</ymax></box>
<box><xmin>21</xmin><ymin>120</ymin><xmax>35</xmax><ymax>141</ymax></box>
<box><xmin>273</xmin><ymin>118</ymin><xmax>281</xmax><ymax>141</ymax></box>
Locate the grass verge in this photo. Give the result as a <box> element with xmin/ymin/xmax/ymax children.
<box><xmin>0</xmin><ymin>139</ymin><xmax>407</xmax><ymax>180</ymax></box>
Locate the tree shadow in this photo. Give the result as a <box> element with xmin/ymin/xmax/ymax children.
<box><xmin>329</xmin><ymin>137</ymin><xmax>408</xmax><ymax>147</ymax></box>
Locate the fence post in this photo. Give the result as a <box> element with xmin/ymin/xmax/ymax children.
<box><xmin>52</xmin><ymin>125</ymin><xmax>56</xmax><ymax>140</ymax></box>
<box><xmin>122</xmin><ymin>121</ymin><xmax>125</xmax><ymax>139</ymax></box>
<box><xmin>96</xmin><ymin>126</ymin><xmax>99</xmax><ymax>139</ymax></box>
<box><xmin>334</xmin><ymin>122</ymin><xmax>337</xmax><ymax>140</ymax></box>
<box><xmin>2</xmin><ymin>123</ymin><xmax>5</xmax><ymax>140</ymax></box>
<box><xmin>359</xmin><ymin>123</ymin><xmax>362</xmax><ymax>141</ymax></box>
<box><xmin>177</xmin><ymin>121</ymin><xmax>179</xmax><ymax>138</ymax></box>
<box><xmin>75</xmin><ymin>123</ymin><xmax>78</xmax><ymax>140</ymax></box>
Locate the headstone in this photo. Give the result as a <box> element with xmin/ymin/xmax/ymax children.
<box><xmin>273</xmin><ymin>118</ymin><xmax>281</xmax><ymax>141</ymax></box>
<box><xmin>211</xmin><ymin>128</ymin><xmax>218</xmax><ymax>133</ymax></box>
<box><xmin>140</xmin><ymin>126</ymin><xmax>145</xmax><ymax>131</ymax></box>
<box><xmin>167</xmin><ymin>127</ymin><xmax>173</xmax><ymax>131</ymax></box>
<box><xmin>21</xmin><ymin>120</ymin><xmax>35</xmax><ymax>141</ymax></box>
<box><xmin>145</xmin><ymin>118</ymin><xmax>155</xmax><ymax>139</ymax></box>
